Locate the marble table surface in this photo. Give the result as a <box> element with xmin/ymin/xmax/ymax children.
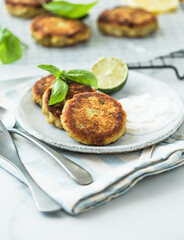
<box><xmin>1</xmin><ymin>63</ymin><xmax>184</xmax><ymax>240</ymax></box>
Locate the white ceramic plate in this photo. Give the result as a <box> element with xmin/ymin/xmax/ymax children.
<box><xmin>17</xmin><ymin>71</ymin><xmax>184</xmax><ymax>154</ymax></box>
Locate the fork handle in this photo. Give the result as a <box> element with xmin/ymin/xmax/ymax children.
<box><xmin>0</xmin><ymin>120</ymin><xmax>61</xmax><ymax>212</ymax></box>
<box><xmin>1</xmin><ymin>153</ymin><xmax>62</xmax><ymax>212</ymax></box>
<box><xmin>9</xmin><ymin>128</ymin><xmax>93</xmax><ymax>185</ymax></box>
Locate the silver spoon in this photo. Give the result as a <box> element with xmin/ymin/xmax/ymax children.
<box><xmin>0</xmin><ymin>106</ymin><xmax>93</xmax><ymax>185</ymax></box>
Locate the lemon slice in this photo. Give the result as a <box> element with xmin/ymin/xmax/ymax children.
<box><xmin>123</xmin><ymin>0</ymin><xmax>179</xmax><ymax>13</ymax></box>
<box><xmin>91</xmin><ymin>57</ymin><xmax>128</xmax><ymax>94</ymax></box>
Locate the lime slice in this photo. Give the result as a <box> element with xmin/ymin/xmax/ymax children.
<box><xmin>91</xmin><ymin>57</ymin><xmax>128</xmax><ymax>94</ymax></box>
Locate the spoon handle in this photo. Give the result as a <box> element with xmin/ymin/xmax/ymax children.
<box><xmin>9</xmin><ymin>128</ymin><xmax>93</xmax><ymax>185</ymax></box>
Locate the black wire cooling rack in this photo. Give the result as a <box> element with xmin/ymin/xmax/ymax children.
<box><xmin>128</xmin><ymin>3</ymin><xmax>184</xmax><ymax>80</ymax></box>
<box><xmin>128</xmin><ymin>49</ymin><xmax>184</xmax><ymax>80</ymax></box>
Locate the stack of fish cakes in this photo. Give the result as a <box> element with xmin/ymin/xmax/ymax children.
<box><xmin>32</xmin><ymin>76</ymin><xmax>127</xmax><ymax>146</ymax></box>
<box><xmin>42</xmin><ymin>82</ymin><xmax>96</xmax><ymax>129</ymax></box>
<box><xmin>32</xmin><ymin>75</ymin><xmax>95</xmax><ymax>129</ymax></box>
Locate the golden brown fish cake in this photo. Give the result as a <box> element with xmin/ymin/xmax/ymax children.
<box><xmin>5</xmin><ymin>0</ymin><xmax>52</xmax><ymax>18</ymax></box>
<box><xmin>32</xmin><ymin>75</ymin><xmax>55</xmax><ymax>107</ymax></box>
<box><xmin>98</xmin><ymin>6</ymin><xmax>158</xmax><ymax>37</ymax></box>
<box><xmin>42</xmin><ymin>82</ymin><xmax>95</xmax><ymax>129</ymax></box>
<box><xmin>61</xmin><ymin>92</ymin><xmax>127</xmax><ymax>146</ymax></box>
<box><xmin>30</xmin><ymin>14</ymin><xmax>91</xmax><ymax>47</ymax></box>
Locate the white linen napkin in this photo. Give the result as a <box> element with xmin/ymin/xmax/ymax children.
<box><xmin>0</xmin><ymin>80</ymin><xmax>184</xmax><ymax>215</ymax></box>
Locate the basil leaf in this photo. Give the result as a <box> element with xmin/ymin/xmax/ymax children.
<box><xmin>66</xmin><ymin>69</ymin><xmax>98</xmax><ymax>89</ymax></box>
<box><xmin>0</xmin><ymin>27</ymin><xmax>22</xmax><ymax>64</ymax></box>
<box><xmin>43</xmin><ymin>1</ymin><xmax>98</xmax><ymax>19</ymax></box>
<box><xmin>49</xmin><ymin>78</ymin><xmax>68</xmax><ymax>105</ymax></box>
<box><xmin>38</xmin><ymin>64</ymin><xmax>61</xmax><ymax>77</ymax></box>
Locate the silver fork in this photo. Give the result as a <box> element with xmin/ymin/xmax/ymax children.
<box><xmin>139</xmin><ymin>132</ymin><xmax>184</xmax><ymax>164</ymax></box>
<box><xmin>0</xmin><ymin>120</ymin><xmax>62</xmax><ymax>212</ymax></box>
<box><xmin>140</xmin><ymin>124</ymin><xmax>184</xmax><ymax>161</ymax></box>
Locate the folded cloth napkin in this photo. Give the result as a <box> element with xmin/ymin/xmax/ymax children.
<box><xmin>0</xmin><ymin>80</ymin><xmax>184</xmax><ymax>215</ymax></box>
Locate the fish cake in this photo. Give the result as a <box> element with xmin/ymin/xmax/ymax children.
<box><xmin>5</xmin><ymin>0</ymin><xmax>52</xmax><ymax>18</ymax></box>
<box><xmin>98</xmin><ymin>6</ymin><xmax>158</xmax><ymax>37</ymax></box>
<box><xmin>32</xmin><ymin>75</ymin><xmax>55</xmax><ymax>107</ymax></box>
<box><xmin>30</xmin><ymin>14</ymin><xmax>91</xmax><ymax>47</ymax></box>
<box><xmin>42</xmin><ymin>82</ymin><xmax>95</xmax><ymax>129</ymax></box>
<box><xmin>61</xmin><ymin>92</ymin><xmax>127</xmax><ymax>146</ymax></box>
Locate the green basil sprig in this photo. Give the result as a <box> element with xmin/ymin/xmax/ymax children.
<box><xmin>38</xmin><ymin>64</ymin><xmax>98</xmax><ymax>105</ymax></box>
<box><xmin>0</xmin><ymin>27</ymin><xmax>28</xmax><ymax>64</ymax></box>
<box><xmin>43</xmin><ymin>0</ymin><xmax>98</xmax><ymax>19</ymax></box>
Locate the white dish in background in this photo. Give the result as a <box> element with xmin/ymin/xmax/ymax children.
<box><xmin>17</xmin><ymin>71</ymin><xmax>184</xmax><ymax>154</ymax></box>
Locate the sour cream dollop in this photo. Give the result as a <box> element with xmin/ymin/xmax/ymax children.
<box><xmin>119</xmin><ymin>93</ymin><xmax>179</xmax><ymax>136</ymax></box>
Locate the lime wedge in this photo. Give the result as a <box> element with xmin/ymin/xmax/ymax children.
<box><xmin>91</xmin><ymin>57</ymin><xmax>128</xmax><ymax>94</ymax></box>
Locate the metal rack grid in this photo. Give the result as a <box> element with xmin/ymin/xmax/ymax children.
<box><xmin>128</xmin><ymin>50</ymin><xmax>184</xmax><ymax>80</ymax></box>
<box><xmin>128</xmin><ymin>3</ymin><xmax>184</xmax><ymax>80</ymax></box>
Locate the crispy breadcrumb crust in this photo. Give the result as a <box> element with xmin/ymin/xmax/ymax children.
<box><xmin>61</xmin><ymin>92</ymin><xmax>127</xmax><ymax>146</ymax></box>
<box><xmin>98</xmin><ymin>6</ymin><xmax>158</xmax><ymax>37</ymax></box>
<box><xmin>30</xmin><ymin>14</ymin><xmax>91</xmax><ymax>47</ymax></box>
<box><xmin>32</xmin><ymin>75</ymin><xmax>55</xmax><ymax>107</ymax></box>
<box><xmin>5</xmin><ymin>0</ymin><xmax>51</xmax><ymax>18</ymax></box>
<box><xmin>42</xmin><ymin>83</ymin><xmax>95</xmax><ymax>129</ymax></box>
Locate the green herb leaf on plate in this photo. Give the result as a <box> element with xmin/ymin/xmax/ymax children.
<box><xmin>0</xmin><ymin>27</ymin><xmax>27</xmax><ymax>64</ymax></box>
<box><xmin>66</xmin><ymin>69</ymin><xmax>98</xmax><ymax>89</ymax></box>
<box><xmin>38</xmin><ymin>64</ymin><xmax>61</xmax><ymax>77</ymax></box>
<box><xmin>49</xmin><ymin>78</ymin><xmax>68</xmax><ymax>105</ymax></box>
<box><xmin>43</xmin><ymin>0</ymin><xmax>98</xmax><ymax>19</ymax></box>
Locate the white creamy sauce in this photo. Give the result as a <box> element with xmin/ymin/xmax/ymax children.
<box><xmin>119</xmin><ymin>93</ymin><xmax>179</xmax><ymax>136</ymax></box>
